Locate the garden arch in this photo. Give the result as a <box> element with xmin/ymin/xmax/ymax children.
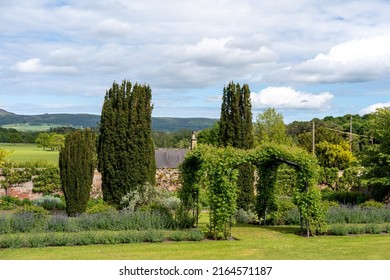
<box><xmin>179</xmin><ymin>144</ymin><xmax>325</xmax><ymax>238</ymax></box>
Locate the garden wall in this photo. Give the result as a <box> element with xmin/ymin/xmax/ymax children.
<box><xmin>0</xmin><ymin>169</ymin><xmax>181</xmax><ymax>200</ymax></box>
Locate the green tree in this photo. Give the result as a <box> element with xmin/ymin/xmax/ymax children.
<box><xmin>361</xmin><ymin>107</ymin><xmax>390</xmax><ymax>201</ymax></box>
<box><xmin>98</xmin><ymin>80</ymin><xmax>156</xmax><ymax>208</ymax></box>
<box><xmin>59</xmin><ymin>129</ymin><xmax>96</xmax><ymax>216</ymax></box>
<box><xmin>8</xmin><ymin>132</ymin><xmax>22</xmax><ymax>145</ymax></box>
<box><xmin>197</xmin><ymin>122</ymin><xmax>219</xmax><ymax>146</ymax></box>
<box><xmin>218</xmin><ymin>82</ymin><xmax>254</xmax><ymax>210</ymax></box>
<box><xmin>254</xmin><ymin>107</ymin><xmax>289</xmax><ymax>145</ymax></box>
<box><xmin>35</xmin><ymin>132</ymin><xmax>51</xmax><ymax>150</ymax></box>
<box><xmin>298</xmin><ymin>123</ymin><xmax>345</xmax><ymax>154</ymax></box>
<box><xmin>316</xmin><ymin>141</ymin><xmax>355</xmax><ymax>170</ymax></box>
<box><xmin>48</xmin><ymin>133</ymin><xmax>65</xmax><ymax>150</ymax></box>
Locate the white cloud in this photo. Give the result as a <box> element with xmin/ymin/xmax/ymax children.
<box><xmin>181</xmin><ymin>37</ymin><xmax>277</xmax><ymax>67</ymax></box>
<box><xmin>13</xmin><ymin>58</ymin><xmax>78</xmax><ymax>74</ymax></box>
<box><xmin>281</xmin><ymin>35</ymin><xmax>390</xmax><ymax>84</ymax></box>
<box><xmin>2</xmin><ymin>0</ymin><xmax>390</xmax><ymax>119</ymax></box>
<box><xmin>360</xmin><ymin>102</ymin><xmax>390</xmax><ymax>115</ymax></box>
<box><xmin>251</xmin><ymin>87</ymin><xmax>333</xmax><ymax>110</ymax></box>
<box><xmin>93</xmin><ymin>18</ymin><xmax>133</xmax><ymax>38</ymax></box>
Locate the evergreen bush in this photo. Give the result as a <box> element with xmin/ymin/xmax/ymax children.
<box><xmin>98</xmin><ymin>80</ymin><xmax>156</xmax><ymax>208</ymax></box>
<box><xmin>59</xmin><ymin>129</ymin><xmax>96</xmax><ymax>216</ymax></box>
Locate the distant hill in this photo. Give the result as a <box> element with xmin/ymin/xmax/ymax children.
<box><xmin>152</xmin><ymin>117</ymin><xmax>217</xmax><ymax>132</ymax></box>
<box><xmin>0</xmin><ymin>109</ymin><xmax>15</xmax><ymax>117</ymax></box>
<box><xmin>0</xmin><ymin>109</ymin><xmax>217</xmax><ymax>132</ymax></box>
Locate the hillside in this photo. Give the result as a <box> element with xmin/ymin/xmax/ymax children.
<box><xmin>0</xmin><ymin>109</ymin><xmax>15</xmax><ymax>117</ymax></box>
<box><xmin>0</xmin><ymin>109</ymin><xmax>217</xmax><ymax>132</ymax></box>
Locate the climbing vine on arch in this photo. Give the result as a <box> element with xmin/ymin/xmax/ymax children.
<box><xmin>179</xmin><ymin>144</ymin><xmax>327</xmax><ymax>239</ymax></box>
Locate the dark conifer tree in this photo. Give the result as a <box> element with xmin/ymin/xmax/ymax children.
<box><xmin>218</xmin><ymin>81</ymin><xmax>254</xmax><ymax>210</ymax></box>
<box><xmin>98</xmin><ymin>80</ymin><xmax>155</xmax><ymax>208</ymax></box>
<box><xmin>59</xmin><ymin>129</ymin><xmax>96</xmax><ymax>217</ymax></box>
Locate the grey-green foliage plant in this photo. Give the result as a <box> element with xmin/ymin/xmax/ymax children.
<box><xmin>59</xmin><ymin>129</ymin><xmax>96</xmax><ymax>217</ymax></box>
<box><xmin>33</xmin><ymin>195</ymin><xmax>65</xmax><ymax>210</ymax></box>
<box><xmin>98</xmin><ymin>80</ymin><xmax>156</xmax><ymax>208</ymax></box>
<box><xmin>120</xmin><ymin>182</ymin><xmax>157</xmax><ymax>212</ymax></box>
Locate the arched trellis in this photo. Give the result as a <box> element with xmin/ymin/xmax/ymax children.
<box><xmin>179</xmin><ymin>144</ymin><xmax>326</xmax><ymax>238</ymax></box>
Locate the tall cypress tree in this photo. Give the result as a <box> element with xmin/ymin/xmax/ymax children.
<box><xmin>59</xmin><ymin>129</ymin><xmax>96</xmax><ymax>217</ymax></box>
<box><xmin>98</xmin><ymin>80</ymin><xmax>155</xmax><ymax>208</ymax></box>
<box><xmin>218</xmin><ymin>81</ymin><xmax>254</xmax><ymax>210</ymax></box>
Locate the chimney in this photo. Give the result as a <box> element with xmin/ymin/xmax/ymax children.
<box><xmin>190</xmin><ymin>131</ymin><xmax>197</xmax><ymax>150</ymax></box>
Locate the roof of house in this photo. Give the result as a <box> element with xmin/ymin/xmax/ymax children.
<box><xmin>155</xmin><ymin>149</ymin><xmax>188</xmax><ymax>169</ymax></box>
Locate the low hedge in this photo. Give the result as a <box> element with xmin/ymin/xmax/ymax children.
<box><xmin>0</xmin><ymin>229</ymin><xmax>205</xmax><ymax>248</ymax></box>
<box><xmin>327</xmin><ymin>223</ymin><xmax>390</xmax><ymax>236</ymax></box>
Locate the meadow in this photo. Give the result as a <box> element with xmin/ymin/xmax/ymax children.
<box><xmin>0</xmin><ymin>143</ymin><xmax>59</xmax><ymax>166</ymax></box>
<box><xmin>1</xmin><ymin>123</ymin><xmax>61</xmax><ymax>132</ymax></box>
<box><xmin>0</xmin><ymin>224</ymin><xmax>389</xmax><ymax>260</ymax></box>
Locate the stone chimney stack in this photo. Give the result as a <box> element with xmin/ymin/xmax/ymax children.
<box><xmin>190</xmin><ymin>131</ymin><xmax>197</xmax><ymax>150</ymax></box>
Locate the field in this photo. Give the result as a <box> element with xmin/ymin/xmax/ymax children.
<box><xmin>0</xmin><ymin>143</ymin><xmax>59</xmax><ymax>165</ymax></box>
<box><xmin>0</xmin><ymin>225</ymin><xmax>389</xmax><ymax>260</ymax></box>
<box><xmin>1</xmin><ymin>123</ymin><xmax>61</xmax><ymax>132</ymax></box>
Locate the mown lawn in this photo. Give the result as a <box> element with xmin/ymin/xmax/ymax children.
<box><xmin>1</xmin><ymin>225</ymin><xmax>389</xmax><ymax>260</ymax></box>
<box><xmin>0</xmin><ymin>143</ymin><xmax>58</xmax><ymax>165</ymax></box>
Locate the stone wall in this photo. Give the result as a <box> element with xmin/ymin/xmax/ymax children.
<box><xmin>155</xmin><ymin>168</ymin><xmax>181</xmax><ymax>192</ymax></box>
<box><xmin>1</xmin><ymin>169</ymin><xmax>181</xmax><ymax>200</ymax></box>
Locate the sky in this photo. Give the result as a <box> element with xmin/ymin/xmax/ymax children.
<box><xmin>1</xmin><ymin>0</ymin><xmax>390</xmax><ymax>123</ymax></box>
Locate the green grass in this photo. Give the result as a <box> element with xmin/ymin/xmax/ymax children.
<box><xmin>0</xmin><ymin>225</ymin><xmax>389</xmax><ymax>260</ymax></box>
<box><xmin>0</xmin><ymin>143</ymin><xmax>58</xmax><ymax>165</ymax></box>
<box><xmin>1</xmin><ymin>123</ymin><xmax>61</xmax><ymax>132</ymax></box>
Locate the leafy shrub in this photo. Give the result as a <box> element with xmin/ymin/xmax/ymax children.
<box><xmin>170</xmin><ymin>230</ymin><xmax>187</xmax><ymax>241</ymax></box>
<box><xmin>159</xmin><ymin>196</ymin><xmax>181</xmax><ymax>212</ymax></box>
<box><xmin>322</xmin><ymin>191</ymin><xmax>369</xmax><ymax>205</ymax></box>
<box><xmin>322</xmin><ymin>200</ymin><xmax>339</xmax><ymax>209</ymax></box>
<box><xmin>328</xmin><ymin>224</ymin><xmax>348</xmax><ymax>235</ymax></box>
<box><xmin>0</xmin><ymin>196</ymin><xmax>32</xmax><ymax>210</ymax></box>
<box><xmin>269</xmin><ymin>196</ymin><xmax>297</xmax><ymax>225</ymax></box>
<box><xmin>143</xmin><ymin>230</ymin><xmax>165</xmax><ymax>243</ymax></box>
<box><xmin>346</xmin><ymin>224</ymin><xmax>365</xmax><ymax>235</ymax></box>
<box><xmin>33</xmin><ymin>195</ymin><xmax>65</xmax><ymax>210</ymax></box>
<box><xmin>86</xmin><ymin>203</ymin><xmax>116</xmax><ymax>214</ymax></box>
<box><xmin>120</xmin><ymin>183</ymin><xmax>157</xmax><ymax>212</ymax></box>
<box><xmin>187</xmin><ymin>228</ymin><xmax>204</xmax><ymax>241</ymax></box>
<box><xmin>283</xmin><ymin>207</ymin><xmax>301</xmax><ymax>225</ymax></box>
<box><xmin>385</xmin><ymin>224</ymin><xmax>390</xmax><ymax>233</ymax></box>
<box><xmin>364</xmin><ymin>224</ymin><xmax>381</xmax><ymax>234</ymax></box>
<box><xmin>0</xmin><ymin>215</ymin><xmax>11</xmax><ymax>234</ymax></box>
<box><xmin>175</xmin><ymin>210</ymin><xmax>197</xmax><ymax>229</ymax></box>
<box><xmin>359</xmin><ymin>200</ymin><xmax>385</xmax><ymax>209</ymax></box>
<box><xmin>0</xmin><ymin>233</ymin><xmax>24</xmax><ymax>248</ymax></box>
<box><xmin>234</xmin><ymin>208</ymin><xmax>258</xmax><ymax>224</ymax></box>
<box><xmin>14</xmin><ymin>205</ymin><xmax>49</xmax><ymax>217</ymax></box>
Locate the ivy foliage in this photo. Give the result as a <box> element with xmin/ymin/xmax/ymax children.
<box><xmin>180</xmin><ymin>143</ymin><xmax>326</xmax><ymax>238</ymax></box>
